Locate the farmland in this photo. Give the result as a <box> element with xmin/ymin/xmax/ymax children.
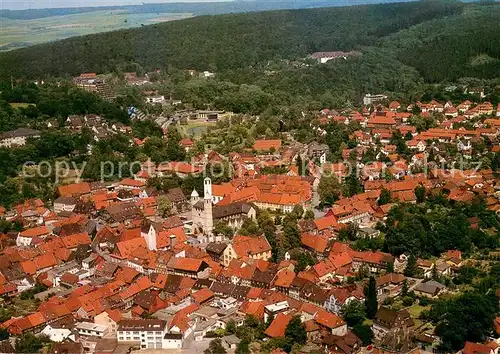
<box><xmin>0</xmin><ymin>10</ymin><xmax>191</xmax><ymax>51</ymax></box>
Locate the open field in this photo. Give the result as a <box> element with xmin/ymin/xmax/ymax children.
<box><xmin>0</xmin><ymin>10</ymin><xmax>192</xmax><ymax>51</ymax></box>
<box><xmin>9</xmin><ymin>102</ymin><xmax>35</xmax><ymax>108</ymax></box>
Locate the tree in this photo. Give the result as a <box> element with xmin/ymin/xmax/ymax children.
<box><xmin>214</xmin><ymin>220</ymin><xmax>234</xmax><ymax>239</ymax></box>
<box><xmin>378</xmin><ymin>188</ymin><xmax>391</xmax><ymax>205</ymax></box>
<box><xmin>164</xmin><ymin>126</ymin><xmax>186</xmax><ymax>161</ymax></box>
<box><xmin>339</xmin><ymin>222</ymin><xmax>359</xmax><ymax>241</ymax></box>
<box><xmin>304</xmin><ymin>210</ymin><xmax>315</xmax><ymax>220</ymax></box>
<box><xmin>292</xmin><ymin>204</ymin><xmax>304</xmax><ymax>219</ymax></box>
<box><xmin>341</xmin><ymin>299</ymin><xmax>366</xmax><ymax>327</ymax></box>
<box><xmin>415</xmin><ymin>185</ymin><xmax>426</xmax><ymax>203</ymax></box>
<box><xmin>404</xmin><ymin>254</ymin><xmax>418</xmax><ymax>277</ymax></box>
<box><xmin>432</xmin><ymin>293</ymin><xmax>497</xmax><ymax>352</ymax></box>
<box><xmin>431</xmin><ymin>263</ymin><xmax>439</xmax><ymax>280</ymax></box>
<box><xmin>238</xmin><ymin>219</ymin><xmax>260</xmax><ymax>236</ymax></box>
<box><xmin>342</xmin><ymin>171</ymin><xmax>362</xmax><ymax>198</ymax></box>
<box><xmin>282</xmin><ymin>218</ymin><xmax>300</xmax><ymax>249</ymax></box>
<box><xmin>235</xmin><ymin>339</ymin><xmax>250</xmax><ymax>354</ymax></box>
<box><xmin>0</xmin><ymin>328</ymin><xmax>8</xmax><ymax>340</ymax></box>
<box><xmin>297</xmin><ymin>155</ymin><xmax>304</xmax><ymax>176</ymax></box>
<box><xmin>204</xmin><ymin>338</ymin><xmax>227</xmax><ymax>354</ymax></box>
<box><xmin>295</xmin><ymin>252</ymin><xmax>316</xmax><ymax>272</ymax></box>
<box><xmin>318</xmin><ymin>175</ymin><xmax>341</xmax><ymax>206</ymax></box>
<box><xmin>157</xmin><ymin>196</ymin><xmax>172</xmax><ymax>218</ymax></box>
<box><xmin>266</xmin><ymin>313</ymin><xmax>275</xmax><ymax>329</ymax></box>
<box><xmin>401</xmin><ymin>279</ymin><xmax>409</xmax><ymax>297</ymax></box>
<box><xmin>285</xmin><ymin>316</ymin><xmax>306</xmax><ymax>350</ymax></box>
<box><xmin>365</xmin><ymin>276</ymin><xmax>378</xmax><ymax>319</ymax></box>
<box><xmin>353</xmin><ymin>324</ymin><xmax>373</xmax><ymax>346</ymax></box>
<box><xmin>226</xmin><ymin>319</ymin><xmax>236</xmax><ymax>334</ymax></box>
<box><xmin>15</xmin><ymin>333</ymin><xmax>49</xmax><ymax>353</ymax></box>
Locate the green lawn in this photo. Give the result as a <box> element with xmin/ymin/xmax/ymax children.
<box><xmin>9</xmin><ymin>102</ymin><xmax>35</xmax><ymax>108</ymax></box>
<box><xmin>180</xmin><ymin>120</ymin><xmax>217</xmax><ymax>137</ymax></box>
<box><xmin>407</xmin><ymin>304</ymin><xmax>430</xmax><ymax>318</ymax></box>
<box><xmin>363</xmin><ymin>318</ymin><xmax>373</xmax><ymax>326</ymax></box>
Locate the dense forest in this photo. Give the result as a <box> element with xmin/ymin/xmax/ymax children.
<box><xmin>382</xmin><ymin>4</ymin><xmax>500</xmax><ymax>81</ymax></box>
<box><xmin>0</xmin><ymin>1</ymin><xmax>465</xmax><ymax>81</ymax></box>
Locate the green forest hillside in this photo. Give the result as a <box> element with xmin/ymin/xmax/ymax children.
<box><xmin>382</xmin><ymin>4</ymin><xmax>500</xmax><ymax>81</ymax></box>
<box><xmin>0</xmin><ymin>1</ymin><xmax>463</xmax><ymax>81</ymax></box>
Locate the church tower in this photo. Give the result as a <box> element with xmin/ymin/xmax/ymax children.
<box><xmin>190</xmin><ymin>189</ymin><xmax>199</xmax><ymax>206</ymax></box>
<box><xmin>203</xmin><ymin>177</ymin><xmax>214</xmax><ymax>234</ymax></box>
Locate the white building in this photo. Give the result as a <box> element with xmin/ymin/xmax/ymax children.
<box><xmin>117</xmin><ymin>319</ymin><xmax>182</xmax><ymax>350</ymax></box>
<box><xmin>0</xmin><ymin>128</ymin><xmax>40</xmax><ymax>148</ymax></box>
<box><xmin>76</xmin><ymin>322</ymin><xmax>109</xmax><ymax>338</ymax></box>
<box><xmin>363</xmin><ymin>93</ymin><xmax>388</xmax><ymax>106</ymax></box>
<box><xmin>40</xmin><ymin>323</ymin><xmax>76</xmax><ymax>342</ymax></box>
<box><xmin>145</xmin><ymin>95</ymin><xmax>165</xmax><ymax>104</ymax></box>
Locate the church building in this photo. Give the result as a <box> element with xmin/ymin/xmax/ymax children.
<box><xmin>191</xmin><ymin>178</ymin><xmax>256</xmax><ymax>236</ymax></box>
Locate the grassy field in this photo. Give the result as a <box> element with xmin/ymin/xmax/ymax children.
<box><xmin>9</xmin><ymin>102</ymin><xmax>35</xmax><ymax>108</ymax></box>
<box><xmin>180</xmin><ymin>120</ymin><xmax>217</xmax><ymax>137</ymax></box>
<box><xmin>0</xmin><ymin>10</ymin><xmax>191</xmax><ymax>51</ymax></box>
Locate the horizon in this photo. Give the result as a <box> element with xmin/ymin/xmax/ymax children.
<box><xmin>0</xmin><ymin>0</ymin><xmax>232</xmax><ymax>11</ymax></box>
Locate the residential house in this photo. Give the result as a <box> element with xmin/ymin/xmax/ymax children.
<box><xmin>372</xmin><ymin>307</ymin><xmax>414</xmax><ymax>340</ymax></box>
<box><xmin>414</xmin><ymin>280</ymin><xmax>446</xmax><ymax>298</ymax></box>
<box><xmin>222</xmin><ymin>235</ymin><xmax>272</xmax><ymax>267</ymax></box>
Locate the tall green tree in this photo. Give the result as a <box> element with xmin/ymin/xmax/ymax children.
<box><xmin>378</xmin><ymin>188</ymin><xmax>391</xmax><ymax>205</ymax></box>
<box><xmin>341</xmin><ymin>299</ymin><xmax>366</xmax><ymax>327</ymax></box>
<box><xmin>404</xmin><ymin>254</ymin><xmax>418</xmax><ymax>277</ymax></box>
<box><xmin>365</xmin><ymin>276</ymin><xmax>378</xmax><ymax>319</ymax></box>
<box><xmin>296</xmin><ymin>155</ymin><xmax>303</xmax><ymax>176</ymax></box>
<box><xmin>284</xmin><ymin>316</ymin><xmax>306</xmax><ymax>351</ymax></box>
<box><xmin>415</xmin><ymin>185</ymin><xmax>426</xmax><ymax>203</ymax></box>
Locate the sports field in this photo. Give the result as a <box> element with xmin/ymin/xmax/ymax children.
<box><xmin>0</xmin><ymin>10</ymin><xmax>191</xmax><ymax>51</ymax></box>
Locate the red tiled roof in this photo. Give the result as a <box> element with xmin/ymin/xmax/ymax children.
<box><xmin>120</xmin><ymin>178</ymin><xmax>145</xmax><ymax>188</ymax></box>
<box><xmin>58</xmin><ymin>182</ymin><xmax>91</xmax><ymax>197</ymax></box>
<box><xmin>314</xmin><ymin>309</ymin><xmax>345</xmax><ymax>329</ymax></box>
<box><xmin>264</xmin><ymin>313</ymin><xmax>292</xmax><ymax>338</ymax></box>
<box><xmin>169</xmin><ymin>257</ymin><xmax>205</xmax><ymax>272</ymax></box>
<box><xmin>20</xmin><ymin>226</ymin><xmax>50</xmax><ymax>238</ymax></box>
<box><xmin>240</xmin><ymin>301</ymin><xmax>265</xmax><ymax>320</ymax></box>
<box><xmin>232</xmin><ymin>235</ymin><xmax>271</xmax><ymax>258</ymax></box>
<box><xmin>314</xmin><ymin>215</ymin><xmax>339</xmax><ymax>231</ymax></box>
<box><xmin>191</xmin><ymin>288</ymin><xmax>214</xmax><ymax>304</ymax></box>
<box><xmin>462</xmin><ymin>341</ymin><xmax>495</xmax><ymax>354</ymax></box>
<box><xmin>274</xmin><ymin>270</ymin><xmax>295</xmax><ymax>288</ymax></box>
<box><xmin>301</xmin><ymin>233</ymin><xmax>329</xmax><ymax>253</ymax></box>
<box><xmin>61</xmin><ymin>232</ymin><xmax>91</xmax><ymax>249</ymax></box>
<box><xmin>253</xmin><ymin>140</ymin><xmax>282</xmax><ymax>151</ymax></box>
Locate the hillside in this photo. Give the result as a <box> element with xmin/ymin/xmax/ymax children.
<box><xmin>382</xmin><ymin>4</ymin><xmax>500</xmax><ymax>81</ymax></box>
<box><xmin>0</xmin><ymin>1</ymin><xmax>463</xmax><ymax>82</ymax></box>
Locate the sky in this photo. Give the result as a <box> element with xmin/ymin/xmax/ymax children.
<box><xmin>1</xmin><ymin>0</ymin><xmax>229</xmax><ymax>10</ymax></box>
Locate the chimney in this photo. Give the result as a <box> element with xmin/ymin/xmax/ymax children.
<box><xmin>170</xmin><ymin>234</ymin><xmax>177</xmax><ymax>248</ymax></box>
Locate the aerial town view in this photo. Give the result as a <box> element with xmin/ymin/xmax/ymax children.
<box><xmin>0</xmin><ymin>0</ymin><xmax>499</xmax><ymax>353</ymax></box>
